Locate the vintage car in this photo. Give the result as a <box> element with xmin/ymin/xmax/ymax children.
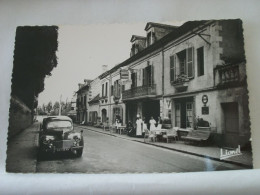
<box><xmin>39</xmin><ymin>116</ymin><xmax>84</xmax><ymax>157</ymax></box>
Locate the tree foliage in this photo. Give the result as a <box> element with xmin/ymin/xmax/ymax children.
<box><xmin>11</xmin><ymin>26</ymin><xmax>59</xmax><ymax>109</ymax></box>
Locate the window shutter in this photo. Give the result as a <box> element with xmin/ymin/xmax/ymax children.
<box><xmin>135</xmin><ymin>72</ymin><xmax>137</xmax><ymax>87</ymax></box>
<box><xmin>170</xmin><ymin>55</ymin><xmax>176</xmax><ymax>82</ymax></box>
<box><xmin>118</xmin><ymin>83</ymin><xmax>121</xmax><ymax>97</ymax></box>
<box><xmin>151</xmin><ymin>64</ymin><xmax>154</xmax><ymax>86</ymax></box>
<box><xmin>187</xmin><ymin>47</ymin><xmax>194</xmax><ymax>77</ymax></box>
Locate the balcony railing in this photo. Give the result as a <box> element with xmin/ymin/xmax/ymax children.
<box><xmin>214</xmin><ymin>63</ymin><xmax>245</xmax><ymax>88</ymax></box>
<box><xmin>122</xmin><ymin>84</ymin><xmax>156</xmax><ymax>100</ymax></box>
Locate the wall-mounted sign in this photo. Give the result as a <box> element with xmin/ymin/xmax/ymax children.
<box><xmin>120</xmin><ymin>69</ymin><xmax>129</xmax><ymax>80</ymax></box>
<box><xmin>202</xmin><ymin>95</ymin><xmax>208</xmax><ymax>105</ymax></box>
<box><xmin>202</xmin><ymin>106</ymin><xmax>209</xmax><ymax>115</ymax></box>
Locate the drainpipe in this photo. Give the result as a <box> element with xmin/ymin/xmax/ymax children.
<box><xmin>161</xmin><ymin>46</ymin><xmax>165</xmax><ymax>119</ymax></box>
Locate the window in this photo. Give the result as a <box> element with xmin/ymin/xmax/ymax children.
<box><xmin>102</xmin><ymin>84</ymin><xmax>104</xmax><ymax>97</ymax></box>
<box><xmin>111</xmin><ymin>85</ymin><xmax>114</xmax><ymax>96</ymax></box>
<box><xmin>147</xmin><ymin>31</ymin><xmax>155</xmax><ymax>46</ymax></box>
<box><xmin>105</xmin><ymin>82</ymin><xmax>108</xmax><ymax>96</ymax></box>
<box><xmin>131</xmin><ymin>72</ymin><xmax>137</xmax><ymax>88</ymax></box>
<box><xmin>142</xmin><ymin>62</ymin><xmax>153</xmax><ymax>86</ymax></box>
<box><xmin>197</xmin><ymin>47</ymin><xmax>204</xmax><ymax>76</ymax></box>
<box><xmin>171</xmin><ymin>47</ymin><xmax>194</xmax><ymax>82</ymax></box>
<box><xmin>114</xmin><ymin>80</ymin><xmax>121</xmax><ymax>98</ymax></box>
<box><xmin>186</xmin><ymin>102</ymin><xmax>193</xmax><ymax>128</ymax></box>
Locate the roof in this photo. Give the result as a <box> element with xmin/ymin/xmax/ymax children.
<box><xmin>130</xmin><ymin>35</ymin><xmax>146</xmax><ymax>42</ymax></box>
<box><xmin>99</xmin><ymin>20</ymin><xmax>212</xmax><ymax>79</ymax></box>
<box><xmin>88</xmin><ymin>94</ymin><xmax>100</xmax><ymax>104</ymax></box>
<box><xmin>144</xmin><ymin>22</ymin><xmax>178</xmax><ymax>31</ymax></box>
<box><xmin>76</xmin><ymin>83</ymin><xmax>90</xmax><ymax>94</ymax></box>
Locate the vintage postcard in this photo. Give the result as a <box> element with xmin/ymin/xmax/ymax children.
<box><xmin>6</xmin><ymin>19</ymin><xmax>253</xmax><ymax>173</ymax></box>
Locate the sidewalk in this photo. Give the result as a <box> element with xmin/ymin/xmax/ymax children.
<box><xmin>77</xmin><ymin>125</ymin><xmax>253</xmax><ymax>168</ymax></box>
<box><xmin>6</xmin><ymin>122</ymin><xmax>39</xmax><ymax>173</ymax></box>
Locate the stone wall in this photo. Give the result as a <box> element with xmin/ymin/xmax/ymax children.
<box><xmin>8</xmin><ymin>96</ymin><xmax>33</xmax><ymax>138</ymax></box>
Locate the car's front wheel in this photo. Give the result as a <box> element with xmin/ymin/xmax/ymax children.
<box><xmin>75</xmin><ymin>148</ymin><xmax>83</xmax><ymax>157</ymax></box>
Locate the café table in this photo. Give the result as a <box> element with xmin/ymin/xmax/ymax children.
<box><xmin>152</xmin><ymin>129</ymin><xmax>167</xmax><ymax>141</ymax></box>
<box><xmin>117</xmin><ymin>125</ymin><xmax>126</xmax><ymax>135</ymax></box>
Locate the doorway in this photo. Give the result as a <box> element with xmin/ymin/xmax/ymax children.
<box><xmin>174</xmin><ymin>97</ymin><xmax>194</xmax><ymax>128</ymax></box>
<box><xmin>143</xmin><ymin>100</ymin><xmax>160</xmax><ymax>127</ymax></box>
<box><xmin>101</xmin><ymin>109</ymin><xmax>107</xmax><ymax>123</ymax></box>
<box><xmin>222</xmin><ymin>102</ymin><xmax>239</xmax><ymax>134</ymax></box>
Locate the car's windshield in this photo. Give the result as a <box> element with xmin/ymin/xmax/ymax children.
<box><xmin>46</xmin><ymin>121</ymin><xmax>72</xmax><ymax>129</ymax></box>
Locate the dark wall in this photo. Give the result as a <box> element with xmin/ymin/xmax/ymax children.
<box><xmin>219</xmin><ymin>19</ymin><xmax>246</xmax><ymax>64</ymax></box>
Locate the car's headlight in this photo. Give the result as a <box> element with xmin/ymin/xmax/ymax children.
<box><xmin>42</xmin><ymin>135</ymin><xmax>55</xmax><ymax>144</ymax></box>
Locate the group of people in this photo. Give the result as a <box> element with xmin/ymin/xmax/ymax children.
<box><xmin>135</xmin><ymin>114</ymin><xmax>161</xmax><ymax>137</ymax></box>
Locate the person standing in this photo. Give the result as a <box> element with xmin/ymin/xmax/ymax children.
<box><xmin>149</xmin><ymin>116</ymin><xmax>156</xmax><ymax>131</ymax></box>
<box><xmin>136</xmin><ymin>114</ymin><xmax>143</xmax><ymax>136</ymax></box>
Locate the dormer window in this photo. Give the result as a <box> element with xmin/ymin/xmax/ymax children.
<box><xmin>130</xmin><ymin>35</ymin><xmax>146</xmax><ymax>57</ymax></box>
<box><xmin>147</xmin><ymin>31</ymin><xmax>155</xmax><ymax>46</ymax></box>
<box><xmin>130</xmin><ymin>43</ymin><xmax>139</xmax><ymax>56</ymax></box>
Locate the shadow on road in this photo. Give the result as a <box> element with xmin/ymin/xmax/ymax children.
<box><xmin>37</xmin><ymin>151</ymin><xmax>82</xmax><ymax>162</ymax></box>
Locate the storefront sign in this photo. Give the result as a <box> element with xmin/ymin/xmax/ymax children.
<box><xmin>202</xmin><ymin>106</ymin><xmax>209</xmax><ymax>115</ymax></box>
<box><xmin>120</xmin><ymin>69</ymin><xmax>129</xmax><ymax>80</ymax></box>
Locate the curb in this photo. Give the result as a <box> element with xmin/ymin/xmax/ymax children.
<box><xmin>77</xmin><ymin>125</ymin><xmax>252</xmax><ymax>169</ymax></box>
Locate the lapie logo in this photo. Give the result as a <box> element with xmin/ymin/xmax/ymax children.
<box><xmin>220</xmin><ymin>145</ymin><xmax>242</xmax><ymax>160</ymax></box>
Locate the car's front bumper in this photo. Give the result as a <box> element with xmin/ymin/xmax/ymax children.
<box><xmin>40</xmin><ymin>140</ymin><xmax>83</xmax><ymax>153</ymax></box>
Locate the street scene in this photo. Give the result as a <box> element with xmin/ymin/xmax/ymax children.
<box><xmin>6</xmin><ymin>117</ymin><xmax>250</xmax><ymax>173</ymax></box>
<box><xmin>6</xmin><ymin>19</ymin><xmax>253</xmax><ymax>173</ymax></box>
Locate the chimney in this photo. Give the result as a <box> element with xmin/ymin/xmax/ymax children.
<box><xmin>78</xmin><ymin>83</ymin><xmax>83</xmax><ymax>90</ymax></box>
<box><xmin>102</xmin><ymin>65</ymin><xmax>108</xmax><ymax>73</ymax></box>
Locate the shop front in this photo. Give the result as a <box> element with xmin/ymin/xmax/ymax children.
<box><xmin>125</xmin><ymin>98</ymin><xmax>160</xmax><ymax>129</ymax></box>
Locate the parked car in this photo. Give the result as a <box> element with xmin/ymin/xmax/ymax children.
<box><xmin>38</xmin><ymin>116</ymin><xmax>84</xmax><ymax>157</ymax></box>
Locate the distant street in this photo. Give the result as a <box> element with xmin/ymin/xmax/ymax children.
<box><xmin>35</xmin><ymin>125</ymin><xmax>245</xmax><ymax>173</ymax></box>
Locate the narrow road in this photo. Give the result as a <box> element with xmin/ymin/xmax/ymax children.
<box><xmin>36</xmin><ymin>126</ymin><xmax>245</xmax><ymax>173</ymax></box>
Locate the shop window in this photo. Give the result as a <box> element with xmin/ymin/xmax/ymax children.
<box><xmin>113</xmin><ymin>107</ymin><xmax>122</xmax><ymax>124</ymax></box>
<box><xmin>175</xmin><ymin>103</ymin><xmax>181</xmax><ymax>127</ymax></box>
<box><xmin>197</xmin><ymin>47</ymin><xmax>204</xmax><ymax>76</ymax></box>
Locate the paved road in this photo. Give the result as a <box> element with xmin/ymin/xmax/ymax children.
<box><xmin>36</xmin><ymin>126</ymin><xmax>245</xmax><ymax>173</ymax></box>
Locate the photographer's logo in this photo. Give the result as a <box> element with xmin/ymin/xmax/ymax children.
<box><xmin>220</xmin><ymin>145</ymin><xmax>242</xmax><ymax>160</ymax></box>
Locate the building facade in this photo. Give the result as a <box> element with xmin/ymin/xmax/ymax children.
<box><xmin>76</xmin><ymin>80</ymin><xmax>91</xmax><ymax>124</ymax></box>
<box><xmin>76</xmin><ymin>20</ymin><xmax>250</xmax><ymax>147</ymax></box>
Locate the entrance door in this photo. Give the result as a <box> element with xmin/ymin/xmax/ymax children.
<box><xmin>101</xmin><ymin>109</ymin><xmax>107</xmax><ymax>123</ymax></box>
<box><xmin>174</xmin><ymin>97</ymin><xmax>194</xmax><ymax>128</ymax></box>
<box><xmin>222</xmin><ymin>102</ymin><xmax>239</xmax><ymax>134</ymax></box>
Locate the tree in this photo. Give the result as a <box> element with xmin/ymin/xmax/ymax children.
<box><xmin>46</xmin><ymin>101</ymin><xmax>52</xmax><ymax>113</ymax></box>
<box><xmin>11</xmin><ymin>26</ymin><xmax>59</xmax><ymax>110</ymax></box>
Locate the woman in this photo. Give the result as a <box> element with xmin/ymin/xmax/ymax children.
<box><xmin>136</xmin><ymin>114</ymin><xmax>143</xmax><ymax>137</ymax></box>
<box><xmin>149</xmin><ymin>116</ymin><xmax>156</xmax><ymax>131</ymax></box>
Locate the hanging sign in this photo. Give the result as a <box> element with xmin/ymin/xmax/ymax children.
<box><xmin>120</xmin><ymin>69</ymin><xmax>129</xmax><ymax>80</ymax></box>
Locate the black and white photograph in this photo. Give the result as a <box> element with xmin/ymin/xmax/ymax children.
<box><xmin>6</xmin><ymin>19</ymin><xmax>253</xmax><ymax>173</ymax></box>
